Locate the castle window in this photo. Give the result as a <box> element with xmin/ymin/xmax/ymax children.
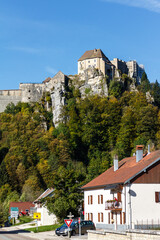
<box><xmin>28</xmin><ymin>90</ymin><xmax>31</xmax><ymax>92</ymax></box>
<box><xmin>28</xmin><ymin>97</ymin><xmax>30</xmax><ymax>100</ymax></box>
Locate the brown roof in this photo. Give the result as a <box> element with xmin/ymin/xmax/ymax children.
<box><xmin>9</xmin><ymin>202</ymin><xmax>35</xmax><ymax>213</ymax></box>
<box><xmin>78</xmin><ymin>49</ymin><xmax>112</xmax><ymax>64</ymax></box>
<box><xmin>43</xmin><ymin>77</ymin><xmax>51</xmax><ymax>83</ymax></box>
<box><xmin>82</xmin><ymin>150</ymin><xmax>160</xmax><ymax>189</ymax></box>
<box><xmin>34</xmin><ymin>188</ymin><xmax>54</xmax><ymax>203</ymax></box>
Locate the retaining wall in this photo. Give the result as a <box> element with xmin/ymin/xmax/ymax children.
<box><xmin>88</xmin><ymin>229</ymin><xmax>160</xmax><ymax>240</ymax></box>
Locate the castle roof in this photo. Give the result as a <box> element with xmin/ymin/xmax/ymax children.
<box><xmin>78</xmin><ymin>49</ymin><xmax>112</xmax><ymax>64</ymax></box>
<box><xmin>82</xmin><ymin>150</ymin><xmax>160</xmax><ymax>190</ymax></box>
<box><xmin>43</xmin><ymin>77</ymin><xmax>51</xmax><ymax>83</ymax></box>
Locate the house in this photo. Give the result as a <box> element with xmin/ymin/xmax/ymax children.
<box><xmin>82</xmin><ymin>145</ymin><xmax>160</xmax><ymax>230</ymax></box>
<box><xmin>9</xmin><ymin>202</ymin><xmax>35</xmax><ymax>216</ymax></box>
<box><xmin>78</xmin><ymin>49</ymin><xmax>114</xmax><ymax>79</ymax></box>
<box><xmin>33</xmin><ymin>188</ymin><xmax>57</xmax><ymax>226</ymax></box>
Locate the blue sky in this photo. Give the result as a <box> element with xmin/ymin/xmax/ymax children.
<box><xmin>0</xmin><ymin>0</ymin><xmax>160</xmax><ymax>90</ymax></box>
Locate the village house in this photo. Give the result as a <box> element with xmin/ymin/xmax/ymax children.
<box><xmin>9</xmin><ymin>202</ymin><xmax>35</xmax><ymax>217</ymax></box>
<box><xmin>33</xmin><ymin>188</ymin><xmax>57</xmax><ymax>226</ymax></box>
<box><xmin>82</xmin><ymin>145</ymin><xmax>160</xmax><ymax>230</ymax></box>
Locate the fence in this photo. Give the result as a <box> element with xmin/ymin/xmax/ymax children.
<box><xmin>134</xmin><ymin>219</ymin><xmax>160</xmax><ymax>230</ymax></box>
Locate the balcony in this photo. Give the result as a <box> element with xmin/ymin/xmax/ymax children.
<box><xmin>105</xmin><ymin>200</ymin><xmax>122</xmax><ymax>211</ymax></box>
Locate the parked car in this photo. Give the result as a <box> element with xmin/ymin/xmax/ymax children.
<box><xmin>55</xmin><ymin>220</ymin><xmax>95</xmax><ymax>236</ymax></box>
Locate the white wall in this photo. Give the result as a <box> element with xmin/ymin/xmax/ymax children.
<box><xmin>84</xmin><ymin>183</ymin><xmax>160</xmax><ymax>229</ymax></box>
<box><xmin>37</xmin><ymin>206</ymin><xmax>57</xmax><ymax>226</ymax></box>
<box><xmin>128</xmin><ymin>184</ymin><xmax>160</xmax><ymax>225</ymax></box>
<box><xmin>84</xmin><ymin>188</ymin><xmax>124</xmax><ymax>227</ymax></box>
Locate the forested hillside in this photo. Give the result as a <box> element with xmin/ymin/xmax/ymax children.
<box><xmin>0</xmin><ymin>72</ymin><xmax>160</xmax><ymax>222</ymax></box>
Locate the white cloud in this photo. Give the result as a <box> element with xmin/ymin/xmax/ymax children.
<box><xmin>7</xmin><ymin>46</ymin><xmax>41</xmax><ymax>54</ymax></box>
<box><xmin>101</xmin><ymin>0</ymin><xmax>160</xmax><ymax>13</ymax></box>
<box><xmin>45</xmin><ymin>66</ymin><xmax>58</xmax><ymax>75</ymax></box>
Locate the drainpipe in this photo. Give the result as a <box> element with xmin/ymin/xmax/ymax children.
<box><xmin>124</xmin><ymin>185</ymin><xmax>126</xmax><ymax>229</ymax></box>
<box><xmin>128</xmin><ymin>184</ymin><xmax>132</xmax><ymax>230</ymax></box>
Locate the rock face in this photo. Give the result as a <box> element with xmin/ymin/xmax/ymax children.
<box><xmin>0</xmin><ymin>67</ymin><xmax>143</xmax><ymax>126</ymax></box>
<box><xmin>49</xmin><ymin>72</ymin><xmax>68</xmax><ymax>126</ymax></box>
<box><xmin>70</xmin><ymin>67</ymin><xmax>108</xmax><ymax>98</ymax></box>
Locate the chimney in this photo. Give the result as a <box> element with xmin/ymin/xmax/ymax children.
<box><xmin>114</xmin><ymin>155</ymin><xmax>118</xmax><ymax>171</ymax></box>
<box><xmin>94</xmin><ymin>48</ymin><xmax>97</xmax><ymax>53</ymax></box>
<box><xmin>148</xmin><ymin>145</ymin><xmax>150</xmax><ymax>154</ymax></box>
<box><xmin>136</xmin><ymin>145</ymin><xmax>144</xmax><ymax>162</ymax></box>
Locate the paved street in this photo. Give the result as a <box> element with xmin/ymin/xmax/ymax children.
<box><xmin>0</xmin><ymin>226</ymin><xmax>88</xmax><ymax>240</ymax></box>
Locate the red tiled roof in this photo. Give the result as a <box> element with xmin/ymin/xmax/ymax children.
<box><xmin>82</xmin><ymin>150</ymin><xmax>160</xmax><ymax>189</ymax></box>
<box><xmin>78</xmin><ymin>49</ymin><xmax>112</xmax><ymax>64</ymax></box>
<box><xmin>9</xmin><ymin>202</ymin><xmax>35</xmax><ymax>213</ymax></box>
<box><xmin>34</xmin><ymin>188</ymin><xmax>54</xmax><ymax>203</ymax></box>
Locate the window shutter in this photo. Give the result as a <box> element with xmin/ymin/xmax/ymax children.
<box><xmin>98</xmin><ymin>195</ymin><xmax>100</xmax><ymax>204</ymax></box>
<box><xmin>155</xmin><ymin>192</ymin><xmax>159</xmax><ymax>203</ymax></box>
<box><xmin>91</xmin><ymin>213</ymin><xmax>93</xmax><ymax>221</ymax></box>
<box><xmin>91</xmin><ymin>195</ymin><xmax>93</xmax><ymax>204</ymax></box>
<box><xmin>120</xmin><ymin>212</ymin><xmax>122</xmax><ymax>224</ymax></box>
<box><xmin>108</xmin><ymin>212</ymin><xmax>110</xmax><ymax>224</ymax></box>
<box><xmin>98</xmin><ymin>213</ymin><xmax>100</xmax><ymax>222</ymax></box>
<box><xmin>117</xmin><ymin>192</ymin><xmax>121</xmax><ymax>202</ymax></box>
<box><xmin>88</xmin><ymin>196</ymin><xmax>89</xmax><ymax>204</ymax></box>
<box><xmin>101</xmin><ymin>213</ymin><xmax>103</xmax><ymax>222</ymax></box>
<box><xmin>88</xmin><ymin>213</ymin><xmax>89</xmax><ymax>220</ymax></box>
<box><xmin>101</xmin><ymin>195</ymin><xmax>103</xmax><ymax>204</ymax></box>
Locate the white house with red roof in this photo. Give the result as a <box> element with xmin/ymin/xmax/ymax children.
<box><xmin>34</xmin><ymin>188</ymin><xmax>57</xmax><ymax>226</ymax></box>
<box><xmin>82</xmin><ymin>145</ymin><xmax>160</xmax><ymax>230</ymax></box>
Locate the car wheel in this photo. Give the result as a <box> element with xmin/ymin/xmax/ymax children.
<box><xmin>72</xmin><ymin>230</ymin><xmax>76</xmax><ymax>236</ymax></box>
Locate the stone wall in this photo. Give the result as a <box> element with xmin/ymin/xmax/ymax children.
<box><xmin>19</xmin><ymin>83</ymin><xmax>45</xmax><ymax>103</ymax></box>
<box><xmin>0</xmin><ymin>90</ymin><xmax>22</xmax><ymax>112</ymax></box>
<box><xmin>88</xmin><ymin>229</ymin><xmax>160</xmax><ymax>240</ymax></box>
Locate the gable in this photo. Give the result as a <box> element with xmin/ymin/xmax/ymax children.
<box><xmin>131</xmin><ymin>161</ymin><xmax>160</xmax><ymax>184</ymax></box>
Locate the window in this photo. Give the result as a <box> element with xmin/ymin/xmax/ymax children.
<box><xmin>98</xmin><ymin>213</ymin><xmax>103</xmax><ymax>222</ymax></box>
<box><xmin>98</xmin><ymin>195</ymin><xmax>103</xmax><ymax>204</ymax></box>
<box><xmin>88</xmin><ymin>195</ymin><xmax>93</xmax><ymax>205</ymax></box>
<box><xmin>88</xmin><ymin>61</ymin><xmax>90</xmax><ymax>63</ymax></box>
<box><xmin>155</xmin><ymin>192</ymin><xmax>160</xmax><ymax>202</ymax></box>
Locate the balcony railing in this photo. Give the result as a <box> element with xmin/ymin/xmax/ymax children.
<box><xmin>105</xmin><ymin>200</ymin><xmax>122</xmax><ymax>211</ymax></box>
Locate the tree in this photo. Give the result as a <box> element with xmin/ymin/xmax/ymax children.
<box><xmin>46</xmin><ymin>164</ymin><xmax>85</xmax><ymax>221</ymax></box>
<box><xmin>109</xmin><ymin>80</ymin><xmax>124</xmax><ymax>99</ymax></box>
<box><xmin>138</xmin><ymin>72</ymin><xmax>151</xmax><ymax>93</ymax></box>
<box><xmin>152</xmin><ymin>80</ymin><xmax>160</xmax><ymax>108</ymax></box>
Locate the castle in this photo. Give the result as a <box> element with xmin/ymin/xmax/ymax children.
<box><xmin>0</xmin><ymin>49</ymin><xmax>144</xmax><ymax>126</ymax></box>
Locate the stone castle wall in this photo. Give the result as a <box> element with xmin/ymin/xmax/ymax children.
<box><xmin>0</xmin><ymin>90</ymin><xmax>22</xmax><ymax>112</ymax></box>
<box><xmin>19</xmin><ymin>83</ymin><xmax>45</xmax><ymax>103</ymax></box>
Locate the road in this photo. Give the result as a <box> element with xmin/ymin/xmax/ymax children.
<box><xmin>0</xmin><ymin>228</ymin><xmax>88</xmax><ymax>240</ymax></box>
<box><xmin>0</xmin><ymin>229</ymin><xmax>38</xmax><ymax>240</ymax></box>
